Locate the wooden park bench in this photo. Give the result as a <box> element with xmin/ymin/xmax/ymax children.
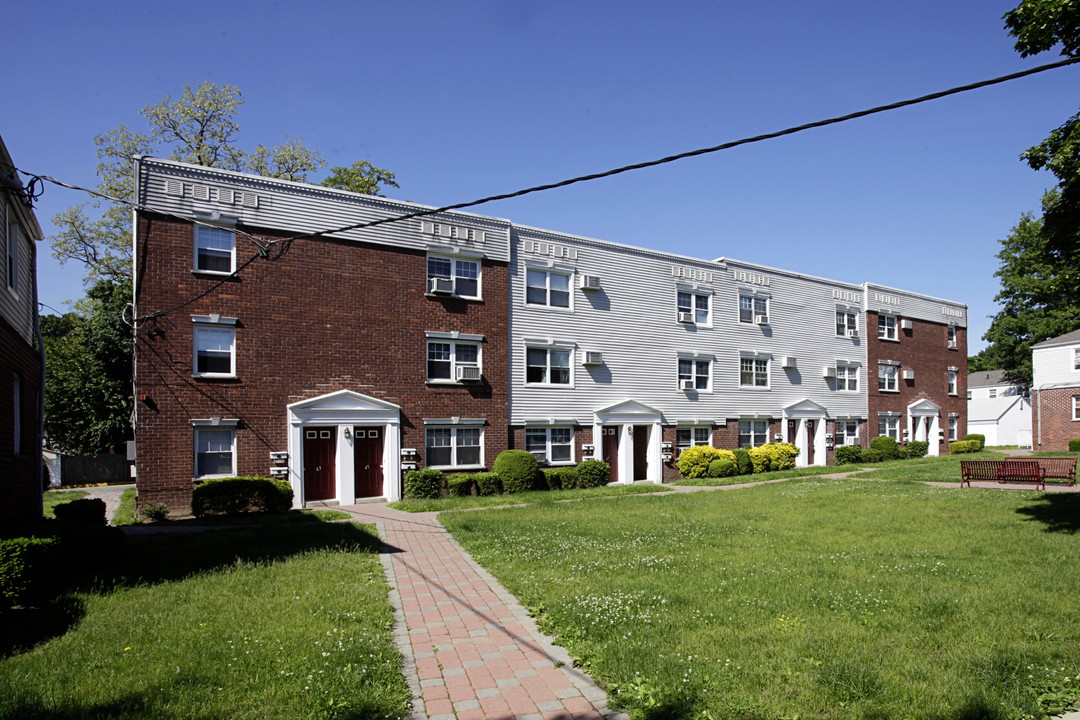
<box><xmin>1003</xmin><ymin>456</ymin><xmax>1077</xmax><ymax>486</ymax></box>
<box><xmin>960</xmin><ymin>460</ymin><xmax>1045</xmax><ymax>491</ymax></box>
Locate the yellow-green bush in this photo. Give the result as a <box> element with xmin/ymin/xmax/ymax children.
<box><xmin>748</xmin><ymin>443</ymin><xmax>798</xmax><ymax>473</ymax></box>
<box><xmin>677</xmin><ymin>446</ymin><xmax>736</xmax><ymax>478</ymax></box>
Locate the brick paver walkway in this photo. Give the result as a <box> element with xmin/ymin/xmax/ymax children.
<box><xmin>339</xmin><ymin>504</ymin><xmax>627</xmax><ymax>720</ymax></box>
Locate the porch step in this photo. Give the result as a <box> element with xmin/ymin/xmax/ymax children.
<box><xmin>352</xmin><ymin>496</ymin><xmax>388</xmax><ymax>504</ymax></box>
<box><xmin>306</xmin><ymin>500</ymin><xmax>340</xmax><ymax>508</ymax></box>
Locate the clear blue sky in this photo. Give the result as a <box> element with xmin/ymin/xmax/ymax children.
<box><xmin>6</xmin><ymin>0</ymin><xmax>1077</xmax><ymax>353</ymax></box>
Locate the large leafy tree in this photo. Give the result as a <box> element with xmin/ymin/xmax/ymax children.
<box><xmin>978</xmin><ymin>1</ymin><xmax>1080</xmax><ymax>384</ymax></box>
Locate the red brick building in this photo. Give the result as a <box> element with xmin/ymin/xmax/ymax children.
<box><xmin>1031</xmin><ymin>329</ymin><xmax>1080</xmax><ymax>451</ymax></box>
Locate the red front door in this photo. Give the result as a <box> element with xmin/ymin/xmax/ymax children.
<box><xmin>353</xmin><ymin>427</ymin><xmax>384</xmax><ymax>498</ymax></box>
<box><xmin>602</xmin><ymin>427</ymin><xmax>619</xmax><ymax>483</ymax></box>
<box><xmin>303</xmin><ymin>427</ymin><xmax>336</xmax><ymax>501</ymax></box>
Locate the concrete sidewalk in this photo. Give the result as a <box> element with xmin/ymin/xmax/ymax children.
<box><xmin>340</xmin><ymin>503</ymin><xmax>627</xmax><ymax>720</ymax></box>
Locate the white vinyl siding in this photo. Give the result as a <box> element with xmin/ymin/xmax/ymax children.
<box><xmin>740</xmin><ymin>357</ymin><xmax>769</xmax><ymax>388</ymax></box>
<box><xmin>525</xmin><ymin>269</ymin><xmax>571</xmax><ymax>308</ymax></box>
<box><xmin>678</xmin><ymin>291</ymin><xmax>710</xmax><ymax>325</ymax></box>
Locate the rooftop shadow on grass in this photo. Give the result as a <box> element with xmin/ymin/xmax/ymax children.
<box><xmin>0</xmin><ymin>596</ymin><xmax>84</xmax><ymax>658</ymax></box>
<box><xmin>1015</xmin><ymin>493</ymin><xmax>1080</xmax><ymax>533</ymax></box>
<box><xmin>0</xmin><ymin>694</ymin><xmax>152</xmax><ymax>720</ymax></box>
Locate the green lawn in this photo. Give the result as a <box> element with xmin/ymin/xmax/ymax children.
<box><xmin>441</xmin><ymin>462</ymin><xmax>1080</xmax><ymax>720</ymax></box>
<box><xmin>42</xmin><ymin>489</ymin><xmax>88</xmax><ymax>518</ymax></box>
<box><xmin>0</xmin><ymin>521</ymin><xmax>410</xmax><ymax>720</ymax></box>
<box><xmin>389</xmin><ymin>481</ymin><xmax>670</xmax><ymax>512</ymax></box>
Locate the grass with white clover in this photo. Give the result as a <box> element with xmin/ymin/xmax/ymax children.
<box><xmin>0</xmin><ymin>521</ymin><xmax>410</xmax><ymax>720</ymax></box>
<box><xmin>441</xmin><ymin>459</ymin><xmax>1080</xmax><ymax>720</ymax></box>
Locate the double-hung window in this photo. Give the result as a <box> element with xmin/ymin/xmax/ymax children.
<box><xmin>836</xmin><ymin>309</ymin><xmax>858</xmax><ymax>337</ymax></box>
<box><xmin>194</xmin><ymin>225</ymin><xmax>236</xmax><ymax>274</ymax></box>
<box><xmin>1073</xmin><ymin>347</ymin><xmax>1080</xmax><ymax>371</ymax></box>
<box><xmin>676</xmin><ymin>426</ymin><xmax>711</xmax><ymax>453</ymax></box>
<box><xmin>428</xmin><ymin>256</ymin><xmax>480</xmax><ymax>298</ymax></box>
<box><xmin>878</xmin><ymin>314</ymin><xmax>897</xmax><ymax>340</ymax></box>
<box><xmin>878</xmin><ymin>362</ymin><xmax>898</xmax><ymax>392</ymax></box>
<box><xmin>194</xmin><ymin>424</ymin><xmax>237</xmax><ymax>478</ymax></box>
<box><xmin>678</xmin><ymin>358</ymin><xmax>710</xmax><ymax>391</ymax></box>
<box><xmin>738</xmin><ymin>420</ymin><xmax>769</xmax><ymax>448</ymax></box>
<box><xmin>947</xmin><ymin>325</ymin><xmax>957</xmax><ymax>349</ymax></box>
<box><xmin>525</xmin><ymin>269</ymin><xmax>570</xmax><ymax>308</ymax></box>
<box><xmin>739</xmin><ymin>294</ymin><xmax>768</xmax><ymax>324</ymax></box>
<box><xmin>425</xmin><ymin>426</ymin><xmax>482</xmax><ymax>468</ymax></box>
<box><xmin>949</xmin><ymin>416</ymin><xmax>959</xmax><ymax>441</ymax></box>
<box><xmin>836</xmin><ymin>420</ymin><xmax>859</xmax><ymax>446</ymax></box>
<box><xmin>525</xmin><ymin>427</ymin><xmax>573</xmax><ymax>464</ymax></box>
<box><xmin>740</xmin><ymin>357</ymin><xmax>769</xmax><ymax>388</ymax></box>
<box><xmin>677</xmin><ymin>291</ymin><xmax>710</xmax><ymax>325</ymax></box>
<box><xmin>426</xmin><ymin>337</ymin><xmax>480</xmax><ymax>382</ymax></box>
<box><xmin>878</xmin><ymin>415</ymin><xmax>900</xmax><ymax>441</ymax></box>
<box><xmin>1073</xmin><ymin>396</ymin><xmax>1080</xmax><ymax>421</ymax></box>
<box><xmin>835</xmin><ymin>364</ymin><xmax>859</xmax><ymax>392</ymax></box>
<box><xmin>193</xmin><ymin>317</ymin><xmax>237</xmax><ymax>378</ymax></box>
<box><xmin>947</xmin><ymin>369</ymin><xmax>958</xmax><ymax>395</ymax></box>
<box><xmin>526</xmin><ymin>346</ymin><xmax>571</xmax><ymax>385</ymax></box>
<box><xmin>7</xmin><ymin>221</ymin><xmax>19</xmax><ymax>295</ymax></box>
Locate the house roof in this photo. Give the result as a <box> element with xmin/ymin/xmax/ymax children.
<box><xmin>1031</xmin><ymin>328</ymin><xmax>1080</xmax><ymax>349</ymax></box>
<box><xmin>968</xmin><ymin>370</ymin><xmax>1011</xmax><ymax>388</ymax></box>
<box><xmin>967</xmin><ymin>395</ymin><xmax>1026</xmax><ymax>423</ymax></box>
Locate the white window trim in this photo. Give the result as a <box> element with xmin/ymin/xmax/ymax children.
<box><xmin>737</xmin><ymin>418</ymin><xmax>770</xmax><ymax>448</ymax></box>
<box><xmin>677</xmin><ymin>351</ymin><xmax>714</xmax><ymax>393</ymax></box>
<box><xmin>425</xmin><ymin>332</ymin><xmax>483</xmax><ymax>384</ymax></box>
<box><xmin>428</xmin><ymin>253</ymin><xmax>482</xmax><ymax>300</ymax></box>
<box><xmin>525</xmin><ymin>425</ymin><xmax>575</xmax><ymax>465</ymax></box>
<box><xmin>835</xmin><ymin>362</ymin><xmax>860</xmax><ymax>392</ymax></box>
<box><xmin>675</xmin><ymin>425</ymin><xmax>712</xmax><ymax>453</ymax></box>
<box><xmin>947</xmin><ymin>369</ymin><xmax>958</xmax><ymax>396</ymax></box>
<box><xmin>739</xmin><ymin>353</ymin><xmax>771</xmax><ymax>390</ymax></box>
<box><xmin>676</xmin><ymin>286</ymin><xmax>712</xmax><ymax>327</ymax></box>
<box><xmin>835</xmin><ymin>307</ymin><xmax>858</xmax><ymax>337</ymax></box>
<box><xmin>948</xmin><ymin>416</ymin><xmax>959</xmax><ymax>441</ymax></box>
<box><xmin>878</xmin><ymin>413</ymin><xmax>901</xmax><ymax>441</ymax></box>
<box><xmin>192</xmin><ymin>315</ymin><xmax>238</xmax><ymax>379</ymax></box>
<box><xmin>878</xmin><ymin>314</ymin><xmax>898</xmax><ymax>341</ymax></box>
<box><xmin>191</xmin><ymin>419</ymin><xmax>239</xmax><ymax>480</ymax></box>
<box><xmin>524</xmin><ymin>341</ymin><xmax>575</xmax><ymax>387</ymax></box>
<box><xmin>835</xmin><ymin>419</ymin><xmax>860</xmax><ymax>446</ymax></box>
<box><xmin>193</xmin><ymin>223</ymin><xmax>238</xmax><ymax>275</ymax></box>
<box><xmin>423</xmin><ymin>421</ymin><xmax>485</xmax><ymax>470</ymax></box>
<box><xmin>738</xmin><ymin>291</ymin><xmax>770</xmax><ymax>325</ymax></box>
<box><xmin>878</xmin><ymin>361</ymin><xmax>899</xmax><ymax>393</ymax></box>
<box><xmin>1073</xmin><ymin>396</ymin><xmax>1080</xmax><ymax>422</ymax></box>
<box><xmin>523</xmin><ymin>265</ymin><xmax>573</xmax><ymax>311</ymax></box>
<box><xmin>1073</xmin><ymin>347</ymin><xmax>1080</xmax><ymax>372</ymax></box>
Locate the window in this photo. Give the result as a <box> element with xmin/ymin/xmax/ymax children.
<box><xmin>947</xmin><ymin>326</ymin><xmax>957</xmax><ymax>349</ymax></box>
<box><xmin>676</xmin><ymin>426</ymin><xmax>711</xmax><ymax>453</ymax></box>
<box><xmin>525</xmin><ymin>427</ymin><xmax>573</xmax><ymax>464</ymax></box>
<box><xmin>967</xmin><ymin>390</ymin><xmax>972</xmax><ymax>400</ymax></box>
<box><xmin>679</xmin><ymin>358</ymin><xmax>710</xmax><ymax>390</ymax></box>
<box><xmin>428</xmin><ymin>256</ymin><xmax>480</xmax><ymax>298</ymax></box>
<box><xmin>194</xmin><ymin>226</ymin><xmax>236</xmax><ymax>274</ymax></box>
<box><xmin>525</xmin><ymin>269</ymin><xmax>570</xmax><ymax>308</ymax></box>
<box><xmin>836</xmin><ymin>364</ymin><xmax>859</xmax><ymax>392</ymax></box>
<box><xmin>878</xmin><ymin>415</ymin><xmax>899</xmax><ymax>441</ymax></box>
<box><xmin>195</xmin><ymin>428</ymin><xmax>235</xmax><ymax>478</ymax></box>
<box><xmin>1073</xmin><ymin>396</ymin><xmax>1080</xmax><ymax>421</ymax></box>
<box><xmin>6</xmin><ymin>222</ymin><xmax>18</xmax><ymax>295</ymax></box>
<box><xmin>12</xmin><ymin>373</ymin><xmax>20</xmax><ymax>455</ymax></box>
<box><xmin>1074</xmin><ymin>348</ymin><xmax>1080</xmax><ymax>371</ymax></box>
<box><xmin>948</xmin><ymin>416</ymin><xmax>958</xmax><ymax>441</ymax></box>
<box><xmin>739</xmin><ymin>294</ymin><xmax>768</xmax><ymax>324</ymax></box>
<box><xmin>948</xmin><ymin>369</ymin><xmax>958</xmax><ymax>395</ymax></box>
<box><xmin>836</xmin><ymin>309</ymin><xmax>857</xmax><ymax>336</ymax></box>
<box><xmin>878</xmin><ymin>315</ymin><xmax>897</xmax><ymax>340</ymax></box>
<box><xmin>836</xmin><ymin>420</ymin><xmax>859</xmax><ymax>446</ymax></box>
<box><xmin>426</xmin><ymin>426</ymin><xmax>482</xmax><ymax>468</ymax></box>
<box><xmin>738</xmin><ymin>420</ymin><xmax>769</xmax><ymax>448</ymax></box>
<box><xmin>740</xmin><ymin>357</ymin><xmax>769</xmax><ymax>388</ymax></box>
<box><xmin>427</xmin><ymin>341</ymin><xmax>479</xmax><ymax>382</ymax></box>
<box><xmin>988</xmin><ymin>388</ymin><xmax>997</xmax><ymax>399</ymax></box>
<box><xmin>878</xmin><ymin>363</ymin><xmax>898</xmax><ymax>392</ymax></box>
<box><xmin>526</xmin><ymin>347</ymin><xmax>571</xmax><ymax>385</ymax></box>
<box><xmin>193</xmin><ymin>322</ymin><xmax>236</xmax><ymax>377</ymax></box>
<box><xmin>678</xmin><ymin>291</ymin><xmax>710</xmax><ymax>324</ymax></box>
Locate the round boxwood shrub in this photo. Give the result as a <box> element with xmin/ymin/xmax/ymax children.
<box><xmin>576</xmin><ymin>459</ymin><xmax>611</xmax><ymax>488</ymax></box>
<box><xmin>708</xmin><ymin>458</ymin><xmax>737</xmax><ymax>477</ymax></box>
<box><xmin>748</xmin><ymin>443</ymin><xmax>798</xmax><ymax>474</ymax></box>
<box><xmin>963</xmin><ymin>434</ymin><xmax>986</xmax><ymax>450</ymax></box>
<box><xmin>862</xmin><ymin>448</ymin><xmax>885</xmax><ymax>463</ymax></box>
<box><xmin>472</xmin><ymin>472</ymin><xmax>502</xmax><ymax>496</ymax></box>
<box><xmin>404</xmin><ymin>468</ymin><xmax>444</xmax><ymax>499</ymax></box>
<box><xmin>907</xmin><ymin>441</ymin><xmax>929</xmax><ymax>458</ymax></box>
<box><xmin>192</xmin><ymin>476</ymin><xmax>293</xmax><ymax>516</ymax></box>
<box><xmin>732</xmin><ymin>448</ymin><xmax>753</xmax><ymax>475</ymax></box>
<box><xmin>493</xmin><ymin>450</ymin><xmax>539</xmax><ymax>494</ymax></box>
<box><xmin>869</xmin><ymin>435</ymin><xmax>901</xmax><ymax>460</ymax></box>
<box><xmin>1070</xmin><ymin>439</ymin><xmax>1080</xmax><ymax>452</ymax></box>
<box><xmin>446</xmin><ymin>474</ymin><xmax>474</xmax><ymax>497</ymax></box>
<box><xmin>834</xmin><ymin>445</ymin><xmax>863</xmax><ymax>465</ymax></box>
<box><xmin>677</xmin><ymin>446</ymin><xmax>735</xmax><ymax>478</ymax></box>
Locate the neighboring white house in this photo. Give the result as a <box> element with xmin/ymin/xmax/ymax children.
<box><xmin>1031</xmin><ymin>329</ymin><xmax>1080</xmax><ymax>451</ymax></box>
<box><xmin>966</xmin><ymin>370</ymin><xmax>1031</xmax><ymax>447</ymax></box>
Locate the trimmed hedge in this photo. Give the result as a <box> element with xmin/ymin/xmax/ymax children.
<box><xmin>541</xmin><ymin>466</ymin><xmax>579</xmax><ymax>491</ymax></box>
<box><xmin>404</xmin><ymin>468</ymin><xmax>444</xmax><ymax>499</ymax></box>
<box><xmin>862</xmin><ymin>448</ymin><xmax>885</xmax><ymax>463</ymax></box>
<box><xmin>949</xmin><ymin>440</ymin><xmax>980</xmax><ymax>454</ymax></box>
<box><xmin>576</xmin><ymin>459</ymin><xmax>611</xmax><ymax>488</ymax></box>
<box><xmin>473</xmin><ymin>472</ymin><xmax>502</xmax><ymax>496</ymax></box>
<box><xmin>708</xmin><ymin>458</ymin><xmax>737</xmax><ymax>477</ymax></box>
<box><xmin>0</xmin><ymin>537</ymin><xmax>62</xmax><ymax>606</ymax></box>
<box><xmin>963</xmin><ymin>434</ymin><xmax>986</xmax><ymax>450</ymax></box>
<box><xmin>869</xmin><ymin>436</ymin><xmax>901</xmax><ymax>460</ymax></box>
<box><xmin>53</xmin><ymin>498</ymin><xmax>106</xmax><ymax>525</ymax></box>
<box><xmin>493</xmin><ymin>450</ymin><xmax>540</xmax><ymax>494</ymax></box>
<box><xmin>1070</xmin><ymin>439</ymin><xmax>1080</xmax><ymax>452</ymax></box>
<box><xmin>446</xmin><ymin>473</ymin><xmax>475</xmax><ymax>497</ymax></box>
<box><xmin>748</xmin><ymin>443</ymin><xmax>798</xmax><ymax>473</ymax></box>
<box><xmin>835</xmin><ymin>445</ymin><xmax>862</xmax><ymax>465</ymax></box>
<box><xmin>732</xmin><ymin>448</ymin><xmax>753</xmax><ymax>475</ymax></box>
<box><xmin>677</xmin><ymin>446</ymin><xmax>735</xmax><ymax>478</ymax></box>
<box><xmin>907</xmin><ymin>440</ymin><xmax>929</xmax><ymax>458</ymax></box>
<box><xmin>192</xmin><ymin>476</ymin><xmax>293</xmax><ymax>516</ymax></box>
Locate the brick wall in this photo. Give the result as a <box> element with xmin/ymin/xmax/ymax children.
<box><xmin>0</xmin><ymin>314</ymin><xmax>43</xmax><ymax>521</ymax></box>
<box><xmin>134</xmin><ymin>213</ymin><xmax>509</xmax><ymax>512</ymax></box>
<box><xmin>1032</xmin><ymin>386</ymin><xmax>1080</xmax><ymax>451</ymax></box>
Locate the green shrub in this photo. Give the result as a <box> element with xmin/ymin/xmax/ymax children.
<box><xmin>404</xmin><ymin>468</ymin><xmax>444</xmax><ymax>499</ymax></box>
<box><xmin>576</xmin><ymin>459</ymin><xmax>611</xmax><ymax>488</ymax></box>
<box><xmin>748</xmin><ymin>443</ymin><xmax>798</xmax><ymax>473</ymax></box>
<box><xmin>869</xmin><ymin>436</ymin><xmax>901</xmax><ymax>460</ymax></box>
<box><xmin>835</xmin><ymin>445</ymin><xmax>863</xmax><ymax>465</ymax></box>
<box><xmin>1070</xmin><ymin>439</ymin><xmax>1080</xmax><ymax>452</ymax></box>
<box><xmin>493</xmin><ymin>449</ymin><xmax>540</xmax><ymax>493</ymax></box>
<box><xmin>708</xmin><ymin>458</ymin><xmax>737</xmax><ymax>477</ymax></box>
<box><xmin>192</xmin><ymin>476</ymin><xmax>293</xmax><ymax>516</ymax></box>
<box><xmin>677</xmin><ymin>446</ymin><xmax>735</xmax><ymax>478</ymax></box>
<box><xmin>862</xmin><ymin>448</ymin><xmax>885</xmax><ymax>463</ymax></box>
<box><xmin>141</xmin><ymin>501</ymin><xmax>169</xmax><ymax>522</ymax></box>
<box><xmin>963</xmin><ymin>434</ymin><xmax>986</xmax><ymax>450</ymax></box>
<box><xmin>0</xmin><ymin>537</ymin><xmax>62</xmax><ymax>605</ymax></box>
<box><xmin>949</xmin><ymin>440</ymin><xmax>979</xmax><ymax>454</ymax></box>
<box><xmin>907</xmin><ymin>440</ymin><xmax>929</xmax><ymax>458</ymax></box>
<box><xmin>540</xmin><ymin>466</ymin><xmax>579</xmax><ymax>491</ymax></box>
<box><xmin>732</xmin><ymin>448</ymin><xmax>753</xmax><ymax>475</ymax></box>
<box><xmin>472</xmin><ymin>472</ymin><xmax>502</xmax><ymax>496</ymax></box>
<box><xmin>53</xmin><ymin>498</ymin><xmax>106</xmax><ymax>525</ymax></box>
<box><xmin>446</xmin><ymin>473</ymin><xmax>475</xmax><ymax>497</ymax></box>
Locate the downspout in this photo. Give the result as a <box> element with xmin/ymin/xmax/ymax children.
<box><xmin>1036</xmin><ymin>385</ymin><xmax>1044</xmax><ymax>448</ymax></box>
<box><xmin>31</xmin><ymin>237</ymin><xmax>45</xmax><ymax>515</ymax></box>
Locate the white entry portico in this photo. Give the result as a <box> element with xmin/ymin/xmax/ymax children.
<box><xmin>286</xmin><ymin>390</ymin><xmax>403</xmax><ymax>507</ymax></box>
<box><xmin>592</xmin><ymin>400</ymin><xmax>664</xmax><ymax>484</ymax></box>
<box><xmin>907</xmin><ymin>398</ymin><xmax>941</xmax><ymax>456</ymax></box>
<box><xmin>783</xmin><ymin>399</ymin><xmax>828</xmax><ymax>467</ymax></box>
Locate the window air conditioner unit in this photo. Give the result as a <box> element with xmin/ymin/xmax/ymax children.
<box><xmin>755</xmin><ymin>315</ymin><xmax>769</xmax><ymax>325</ymax></box>
<box><xmin>781</xmin><ymin>356</ymin><xmax>797</xmax><ymax>368</ymax></box>
<box><xmin>902</xmin><ymin>369</ymin><xmax>915</xmax><ymax>380</ymax></box>
<box><xmin>900</xmin><ymin>319</ymin><xmax>913</xmax><ymax>330</ymax></box>
<box><xmin>677</xmin><ymin>312</ymin><xmax>695</xmax><ymax>324</ymax></box>
<box><xmin>531</xmin><ymin>451</ymin><xmax>547</xmax><ymax>463</ymax></box>
<box><xmin>847</xmin><ymin>329</ymin><xmax>859</xmax><ymax>338</ymax></box>
<box><xmin>822</xmin><ymin>366</ymin><xmax>836</xmax><ymax>378</ymax></box>
<box><xmin>428</xmin><ymin>277</ymin><xmax>453</xmax><ymax>294</ymax></box>
<box><xmin>456</xmin><ymin>365</ymin><xmax>481</xmax><ymax>382</ymax></box>
<box><xmin>583</xmin><ymin>351</ymin><xmax>603</xmax><ymax>365</ymax></box>
<box><xmin>580</xmin><ymin>275</ymin><xmax>601</xmax><ymax>290</ymax></box>
<box><xmin>948</xmin><ymin>340</ymin><xmax>957</xmax><ymax>349</ymax></box>
<box><xmin>680</xmin><ymin>379</ymin><xmax>697</xmax><ymax>391</ymax></box>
